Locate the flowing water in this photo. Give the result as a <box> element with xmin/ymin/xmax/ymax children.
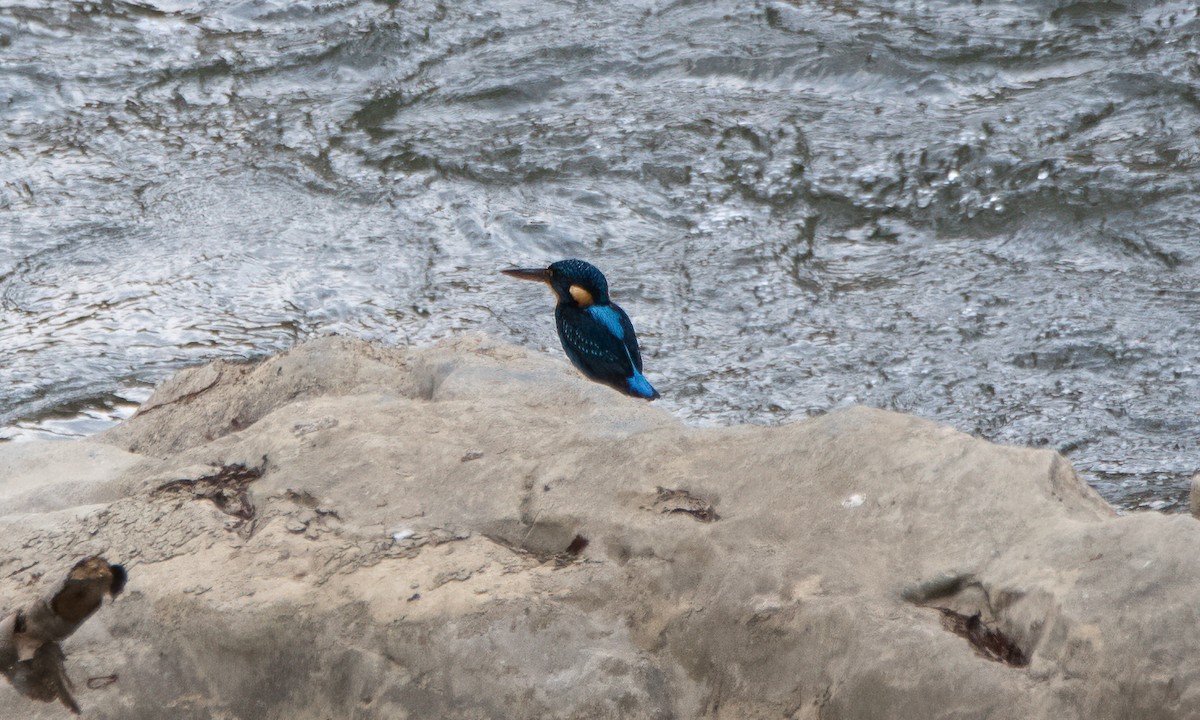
<box><xmin>2</xmin><ymin>0</ymin><xmax>1198</xmax><ymax>511</ymax></box>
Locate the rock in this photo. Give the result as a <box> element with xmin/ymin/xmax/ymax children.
<box><xmin>1191</xmin><ymin>472</ymin><xmax>1200</xmax><ymax>519</ymax></box>
<box><xmin>0</xmin><ymin>334</ymin><xmax>1197</xmax><ymax>719</ymax></box>
<box><xmin>0</xmin><ymin>440</ymin><xmax>145</xmax><ymax>515</ymax></box>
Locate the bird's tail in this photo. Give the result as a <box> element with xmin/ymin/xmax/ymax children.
<box><xmin>626</xmin><ymin>372</ymin><xmax>660</xmax><ymax>401</ymax></box>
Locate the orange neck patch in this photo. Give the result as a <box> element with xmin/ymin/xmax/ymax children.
<box><xmin>568</xmin><ymin>284</ymin><xmax>594</xmax><ymax>307</ymax></box>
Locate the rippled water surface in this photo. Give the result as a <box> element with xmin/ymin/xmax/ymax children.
<box><xmin>2</xmin><ymin>0</ymin><xmax>1199</xmax><ymax>510</ymax></box>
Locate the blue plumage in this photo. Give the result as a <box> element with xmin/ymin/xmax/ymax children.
<box><xmin>586</xmin><ymin>305</ymin><xmax>625</xmax><ymax>341</ymax></box>
<box><xmin>625</xmin><ymin>371</ymin><xmax>657</xmax><ymax>399</ymax></box>
<box><xmin>501</xmin><ymin>259</ymin><xmax>660</xmax><ymax>400</ymax></box>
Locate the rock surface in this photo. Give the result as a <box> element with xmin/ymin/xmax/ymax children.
<box><xmin>1</xmin><ymin>335</ymin><xmax>1198</xmax><ymax>719</ymax></box>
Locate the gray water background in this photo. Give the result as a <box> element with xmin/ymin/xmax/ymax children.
<box><xmin>2</xmin><ymin>0</ymin><xmax>1198</xmax><ymax>510</ymax></box>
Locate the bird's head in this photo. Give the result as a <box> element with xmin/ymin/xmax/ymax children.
<box><xmin>501</xmin><ymin>258</ymin><xmax>610</xmax><ymax>308</ymax></box>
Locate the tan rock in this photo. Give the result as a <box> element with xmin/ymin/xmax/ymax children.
<box><xmin>0</xmin><ymin>440</ymin><xmax>142</xmax><ymax>515</ymax></box>
<box><xmin>0</xmin><ymin>335</ymin><xmax>1195</xmax><ymax>719</ymax></box>
<box><xmin>1191</xmin><ymin>472</ymin><xmax>1200</xmax><ymax>519</ymax></box>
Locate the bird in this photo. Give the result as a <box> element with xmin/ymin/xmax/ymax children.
<box><xmin>501</xmin><ymin>259</ymin><xmax>660</xmax><ymax>400</ymax></box>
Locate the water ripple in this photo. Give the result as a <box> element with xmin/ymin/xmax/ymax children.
<box><xmin>1</xmin><ymin>0</ymin><xmax>1199</xmax><ymax>511</ymax></box>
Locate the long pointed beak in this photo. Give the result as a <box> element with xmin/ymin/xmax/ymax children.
<box><xmin>500</xmin><ymin>267</ymin><xmax>550</xmax><ymax>283</ymax></box>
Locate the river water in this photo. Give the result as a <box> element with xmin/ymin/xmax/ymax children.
<box><xmin>2</xmin><ymin>0</ymin><xmax>1198</xmax><ymax>511</ymax></box>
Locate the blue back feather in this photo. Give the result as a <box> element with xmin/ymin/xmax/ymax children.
<box><xmin>586</xmin><ymin>305</ymin><xmax>625</xmax><ymax>340</ymax></box>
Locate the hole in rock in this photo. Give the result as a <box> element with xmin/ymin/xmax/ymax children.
<box><xmin>481</xmin><ymin>520</ymin><xmax>588</xmax><ymax>566</ymax></box>
<box><xmin>903</xmin><ymin>574</ymin><xmax>1033</xmax><ymax>670</ymax></box>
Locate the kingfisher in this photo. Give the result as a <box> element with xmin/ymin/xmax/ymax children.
<box><xmin>501</xmin><ymin>259</ymin><xmax>660</xmax><ymax>400</ymax></box>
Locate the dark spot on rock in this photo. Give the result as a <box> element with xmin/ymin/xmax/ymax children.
<box><xmin>155</xmin><ymin>458</ymin><xmax>267</xmax><ymax>534</ymax></box>
<box><xmin>86</xmin><ymin>674</ymin><xmax>118</xmax><ymax>689</ymax></box>
<box><xmin>461</xmin><ymin>451</ymin><xmax>484</xmax><ymax>462</ymax></box>
<box><xmin>550</xmin><ymin>534</ymin><xmax>590</xmax><ymax>567</ymax></box>
<box><xmin>407</xmin><ymin>593</ymin><xmax>421</xmax><ymax>602</ymax></box>
<box><xmin>282</xmin><ymin>489</ymin><xmax>320</xmax><ymax>509</ymax></box>
<box><xmin>939</xmin><ymin>609</ymin><xmax>1029</xmax><ymax>668</ymax></box>
<box><xmin>652</xmin><ymin>487</ymin><xmax>719</xmax><ymax>522</ymax></box>
<box><xmin>564</xmin><ymin>534</ymin><xmax>589</xmax><ymax>556</ymax></box>
<box><xmin>109</xmin><ymin>565</ymin><xmax>127</xmax><ymax>596</ymax></box>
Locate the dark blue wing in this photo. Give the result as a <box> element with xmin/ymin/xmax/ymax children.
<box><xmin>555</xmin><ymin>304</ymin><xmax>637</xmax><ymax>385</ymax></box>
